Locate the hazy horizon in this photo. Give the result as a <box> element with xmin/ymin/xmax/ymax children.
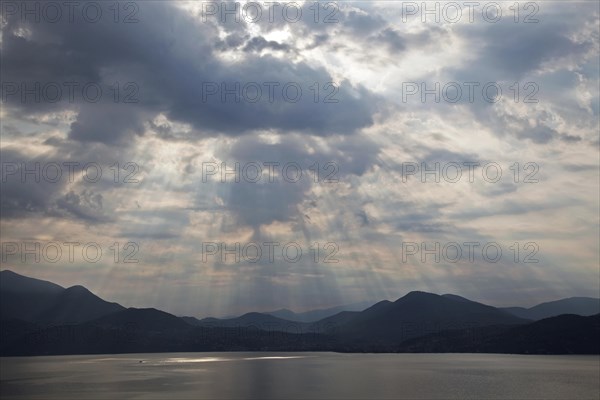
<box><xmin>1</xmin><ymin>268</ymin><xmax>599</xmax><ymax>320</ymax></box>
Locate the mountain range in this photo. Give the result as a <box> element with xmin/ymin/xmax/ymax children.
<box><xmin>263</xmin><ymin>302</ymin><xmax>376</xmax><ymax>322</ymax></box>
<box><xmin>500</xmin><ymin>297</ymin><xmax>600</xmax><ymax>320</ymax></box>
<box><xmin>1</xmin><ymin>270</ymin><xmax>598</xmax><ymax>356</ymax></box>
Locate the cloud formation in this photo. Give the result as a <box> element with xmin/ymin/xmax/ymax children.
<box><xmin>1</xmin><ymin>1</ymin><xmax>598</xmax><ymax>316</ymax></box>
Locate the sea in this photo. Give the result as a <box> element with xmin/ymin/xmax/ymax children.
<box><xmin>1</xmin><ymin>352</ymin><xmax>599</xmax><ymax>399</ymax></box>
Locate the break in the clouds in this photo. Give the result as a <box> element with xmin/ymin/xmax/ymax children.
<box><xmin>0</xmin><ymin>1</ymin><xmax>598</xmax><ymax>317</ymax></box>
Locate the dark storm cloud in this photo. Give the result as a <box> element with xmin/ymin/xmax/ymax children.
<box><xmin>419</xmin><ymin>148</ymin><xmax>480</xmax><ymax>165</ymax></box>
<box><xmin>375</xmin><ymin>28</ymin><xmax>406</xmax><ymax>52</ymax></box>
<box><xmin>0</xmin><ymin>148</ymin><xmax>112</xmax><ymax>222</ymax></box>
<box><xmin>195</xmin><ymin>133</ymin><xmax>380</xmax><ymax>232</ymax></box>
<box><xmin>165</xmin><ymin>60</ymin><xmax>376</xmax><ymax>137</ymax></box>
<box><xmin>222</xmin><ymin>179</ymin><xmax>310</xmax><ymax>230</ymax></box>
<box><xmin>215</xmin><ymin>32</ymin><xmax>249</xmax><ymax>50</ymax></box>
<box><xmin>68</xmin><ymin>103</ymin><xmax>148</xmax><ymax>145</ymax></box>
<box><xmin>287</xmin><ymin>3</ymin><xmax>443</xmax><ymax>55</ymax></box>
<box><xmin>517</xmin><ymin>124</ymin><xmax>559</xmax><ymax>144</ymax></box>
<box><xmin>0</xmin><ymin>131</ymin><xmax>149</xmax><ymax>224</ymax></box>
<box><xmin>227</xmin><ymin>134</ymin><xmax>379</xmax><ymax>177</ymax></box>
<box><xmin>343</xmin><ymin>8</ymin><xmax>386</xmax><ymax>36</ymax></box>
<box><xmin>0</xmin><ymin>148</ymin><xmax>65</xmax><ymax>218</ymax></box>
<box><xmin>242</xmin><ymin>36</ymin><xmax>291</xmax><ymax>53</ymax></box>
<box><xmin>373</xmin><ymin>26</ymin><xmax>445</xmax><ymax>53</ymax></box>
<box><xmin>1</xmin><ymin>1</ymin><xmax>379</xmax><ymax>145</ymax></box>
<box><xmin>447</xmin><ymin>12</ymin><xmax>594</xmax><ymax>81</ymax></box>
<box><xmin>468</xmin><ymin>23</ymin><xmax>590</xmax><ymax>79</ymax></box>
<box><xmin>54</xmin><ymin>190</ymin><xmax>108</xmax><ymax>223</ymax></box>
<box><xmin>305</xmin><ymin>33</ymin><xmax>330</xmax><ymax>50</ymax></box>
<box><xmin>394</xmin><ymin>4</ymin><xmax>596</xmax><ymax>146</ymax></box>
<box><xmin>560</xmin><ymin>133</ymin><xmax>583</xmax><ymax>143</ymax></box>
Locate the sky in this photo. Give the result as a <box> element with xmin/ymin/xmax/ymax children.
<box><xmin>0</xmin><ymin>1</ymin><xmax>599</xmax><ymax>318</ymax></box>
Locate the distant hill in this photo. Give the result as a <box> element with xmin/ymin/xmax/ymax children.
<box><xmin>180</xmin><ymin>316</ymin><xmax>203</xmax><ymax>326</ymax></box>
<box><xmin>0</xmin><ymin>270</ymin><xmax>124</xmax><ymax>323</ymax></box>
<box><xmin>192</xmin><ymin>312</ymin><xmax>306</xmax><ymax>332</ymax></box>
<box><xmin>501</xmin><ymin>297</ymin><xmax>600</xmax><ymax>320</ymax></box>
<box><xmin>309</xmin><ymin>311</ymin><xmax>361</xmax><ymax>334</ymax></box>
<box><xmin>185</xmin><ymin>309</ymin><xmax>365</xmax><ymax>336</ymax></box>
<box><xmin>265</xmin><ymin>301</ymin><xmax>376</xmax><ymax>323</ymax></box>
<box><xmin>330</xmin><ymin>291</ymin><xmax>529</xmax><ymax>343</ymax></box>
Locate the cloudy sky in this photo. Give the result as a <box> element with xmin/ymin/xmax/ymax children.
<box><xmin>1</xmin><ymin>1</ymin><xmax>598</xmax><ymax>317</ymax></box>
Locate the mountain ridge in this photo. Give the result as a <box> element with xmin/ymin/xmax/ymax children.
<box><xmin>501</xmin><ymin>297</ymin><xmax>600</xmax><ymax>320</ymax></box>
<box><xmin>0</xmin><ymin>269</ymin><xmax>124</xmax><ymax>324</ymax></box>
<box><xmin>1</xmin><ymin>270</ymin><xmax>598</xmax><ymax>355</ymax></box>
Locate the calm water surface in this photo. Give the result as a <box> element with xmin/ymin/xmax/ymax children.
<box><xmin>1</xmin><ymin>352</ymin><xmax>598</xmax><ymax>399</ymax></box>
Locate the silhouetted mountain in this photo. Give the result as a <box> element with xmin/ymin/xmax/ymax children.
<box><xmin>399</xmin><ymin>314</ymin><xmax>600</xmax><ymax>354</ymax></box>
<box><xmin>0</xmin><ymin>270</ymin><xmax>64</xmax><ymax>321</ymax></box>
<box><xmin>0</xmin><ymin>270</ymin><xmax>124</xmax><ymax>324</ymax></box>
<box><xmin>194</xmin><ymin>312</ymin><xmax>306</xmax><ymax>332</ymax></box>
<box><xmin>180</xmin><ymin>316</ymin><xmax>203</xmax><ymax>326</ymax></box>
<box><xmin>39</xmin><ymin>285</ymin><xmax>124</xmax><ymax>324</ymax></box>
<box><xmin>310</xmin><ymin>311</ymin><xmax>361</xmax><ymax>332</ymax></box>
<box><xmin>330</xmin><ymin>291</ymin><xmax>529</xmax><ymax>343</ymax></box>
<box><xmin>501</xmin><ymin>297</ymin><xmax>600</xmax><ymax>320</ymax></box>
<box><xmin>264</xmin><ymin>308</ymin><xmax>299</xmax><ymax>320</ymax></box>
<box><xmin>265</xmin><ymin>301</ymin><xmax>376</xmax><ymax>323</ymax></box>
<box><xmin>185</xmin><ymin>309</ymin><xmax>364</xmax><ymax>337</ymax></box>
<box><xmin>0</xmin><ymin>270</ymin><xmax>63</xmax><ymax>294</ymax></box>
<box><xmin>1</xmin><ymin>271</ymin><xmax>598</xmax><ymax>356</ymax></box>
